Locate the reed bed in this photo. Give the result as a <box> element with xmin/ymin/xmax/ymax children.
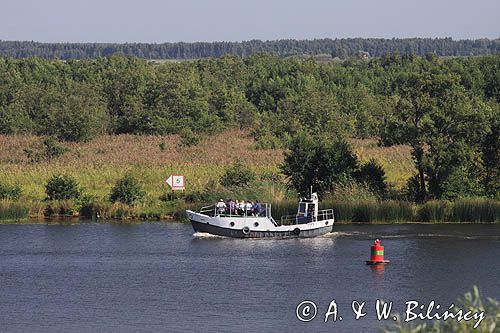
<box><xmin>271</xmin><ymin>199</ymin><xmax>498</xmax><ymax>223</ymax></box>
<box><xmin>0</xmin><ymin>200</ymin><xmax>30</xmax><ymax>221</ymax></box>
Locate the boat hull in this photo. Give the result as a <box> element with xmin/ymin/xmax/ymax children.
<box><xmin>190</xmin><ymin>219</ymin><xmax>333</xmax><ymax>238</ymax></box>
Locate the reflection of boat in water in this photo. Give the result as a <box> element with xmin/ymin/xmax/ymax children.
<box><xmin>186</xmin><ymin>192</ymin><xmax>334</xmax><ymax>238</ymax></box>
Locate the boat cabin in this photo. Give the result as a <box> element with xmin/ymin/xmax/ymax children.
<box><xmin>295</xmin><ymin>193</ymin><xmax>318</xmax><ymax>224</ymax></box>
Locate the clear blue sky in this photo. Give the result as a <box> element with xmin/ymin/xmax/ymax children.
<box><xmin>1</xmin><ymin>0</ymin><xmax>499</xmax><ymax>42</ymax></box>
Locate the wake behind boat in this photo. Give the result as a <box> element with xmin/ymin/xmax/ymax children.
<box><xmin>186</xmin><ymin>192</ymin><xmax>334</xmax><ymax>238</ymax></box>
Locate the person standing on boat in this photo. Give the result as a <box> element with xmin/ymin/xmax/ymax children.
<box><xmin>245</xmin><ymin>201</ymin><xmax>253</xmax><ymax>216</ymax></box>
<box><xmin>238</xmin><ymin>200</ymin><xmax>246</xmax><ymax>215</ymax></box>
<box><xmin>252</xmin><ymin>200</ymin><xmax>262</xmax><ymax>216</ymax></box>
<box><xmin>216</xmin><ymin>199</ymin><xmax>226</xmax><ymax>215</ymax></box>
<box><xmin>228</xmin><ymin>199</ymin><xmax>236</xmax><ymax>215</ymax></box>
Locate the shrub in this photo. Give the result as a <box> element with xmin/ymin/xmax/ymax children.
<box><xmin>179</xmin><ymin>128</ymin><xmax>201</xmax><ymax>147</ymax></box>
<box><xmin>254</xmin><ymin>133</ymin><xmax>281</xmax><ymax>150</ymax></box>
<box><xmin>24</xmin><ymin>137</ymin><xmax>67</xmax><ymax>163</ymax></box>
<box><xmin>0</xmin><ymin>182</ymin><xmax>22</xmax><ymax>200</ymax></box>
<box><xmin>355</xmin><ymin>159</ymin><xmax>388</xmax><ymax>198</ymax></box>
<box><xmin>42</xmin><ymin>137</ymin><xmax>67</xmax><ymax>159</ymax></box>
<box><xmin>110</xmin><ymin>174</ymin><xmax>145</xmax><ymax>205</ymax></box>
<box><xmin>220</xmin><ymin>160</ymin><xmax>256</xmax><ymax>188</ymax></box>
<box><xmin>45</xmin><ymin>174</ymin><xmax>81</xmax><ymax>200</ymax></box>
<box><xmin>403</xmin><ymin>174</ymin><xmax>421</xmax><ymax>202</ymax></box>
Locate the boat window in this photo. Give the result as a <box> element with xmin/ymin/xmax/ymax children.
<box><xmin>299</xmin><ymin>203</ymin><xmax>307</xmax><ymax>213</ymax></box>
<box><xmin>254</xmin><ymin>222</ymin><xmax>259</xmax><ymax>227</ymax></box>
<box><xmin>230</xmin><ymin>222</ymin><xmax>235</xmax><ymax>227</ymax></box>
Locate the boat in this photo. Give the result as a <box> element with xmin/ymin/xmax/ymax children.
<box><xmin>186</xmin><ymin>192</ymin><xmax>334</xmax><ymax>238</ymax></box>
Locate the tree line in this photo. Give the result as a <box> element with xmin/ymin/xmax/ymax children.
<box><xmin>0</xmin><ymin>53</ymin><xmax>498</xmax><ymax>200</ymax></box>
<box><xmin>1</xmin><ymin>38</ymin><xmax>500</xmax><ymax>60</ymax></box>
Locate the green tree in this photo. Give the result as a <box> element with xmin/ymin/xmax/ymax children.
<box><xmin>380</xmin><ymin>72</ymin><xmax>492</xmax><ymax>200</ymax></box>
<box><xmin>481</xmin><ymin>111</ymin><xmax>500</xmax><ymax>198</ymax></box>
<box><xmin>48</xmin><ymin>85</ymin><xmax>109</xmax><ymax>142</ymax></box>
<box><xmin>424</xmin><ymin>92</ymin><xmax>492</xmax><ymax>199</ymax></box>
<box><xmin>281</xmin><ymin>133</ymin><xmax>358</xmax><ymax>196</ymax></box>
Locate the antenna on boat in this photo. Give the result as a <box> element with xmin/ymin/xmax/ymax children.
<box><xmin>310</xmin><ymin>185</ymin><xmax>313</xmax><ymax>198</ymax></box>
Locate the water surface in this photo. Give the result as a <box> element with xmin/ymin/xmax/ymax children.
<box><xmin>0</xmin><ymin>222</ymin><xmax>499</xmax><ymax>332</ymax></box>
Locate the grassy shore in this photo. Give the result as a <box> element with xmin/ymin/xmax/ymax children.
<box><xmin>272</xmin><ymin>199</ymin><xmax>500</xmax><ymax>224</ymax></box>
<box><xmin>1</xmin><ymin>130</ymin><xmax>497</xmax><ymax>223</ymax></box>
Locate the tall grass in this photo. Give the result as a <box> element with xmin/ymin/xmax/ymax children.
<box><xmin>271</xmin><ymin>198</ymin><xmax>498</xmax><ymax>224</ymax></box>
<box><xmin>449</xmin><ymin>199</ymin><xmax>500</xmax><ymax>223</ymax></box>
<box><xmin>417</xmin><ymin>199</ymin><xmax>499</xmax><ymax>223</ymax></box>
<box><xmin>328</xmin><ymin>200</ymin><xmax>414</xmax><ymax>223</ymax></box>
<box><xmin>416</xmin><ymin>200</ymin><xmax>450</xmax><ymax>222</ymax></box>
<box><xmin>0</xmin><ymin>200</ymin><xmax>29</xmax><ymax>221</ymax></box>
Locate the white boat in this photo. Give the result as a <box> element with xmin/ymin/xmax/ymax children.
<box><xmin>186</xmin><ymin>192</ymin><xmax>334</xmax><ymax>238</ymax></box>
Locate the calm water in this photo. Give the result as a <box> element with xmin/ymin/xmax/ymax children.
<box><xmin>0</xmin><ymin>222</ymin><xmax>499</xmax><ymax>333</ymax></box>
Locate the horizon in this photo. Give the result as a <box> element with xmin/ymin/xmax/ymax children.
<box><xmin>1</xmin><ymin>36</ymin><xmax>499</xmax><ymax>44</ymax></box>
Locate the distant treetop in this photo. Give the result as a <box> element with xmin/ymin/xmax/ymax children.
<box><xmin>1</xmin><ymin>38</ymin><xmax>499</xmax><ymax>60</ymax></box>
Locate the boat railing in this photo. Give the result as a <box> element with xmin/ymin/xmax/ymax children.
<box><xmin>199</xmin><ymin>203</ymin><xmax>272</xmax><ymax>218</ymax></box>
<box><xmin>280</xmin><ymin>214</ymin><xmax>299</xmax><ymax>225</ymax></box>
<box><xmin>280</xmin><ymin>209</ymin><xmax>334</xmax><ymax>225</ymax></box>
<box><xmin>317</xmin><ymin>209</ymin><xmax>335</xmax><ymax>221</ymax></box>
<box><xmin>199</xmin><ymin>205</ymin><xmax>217</xmax><ymax>217</ymax></box>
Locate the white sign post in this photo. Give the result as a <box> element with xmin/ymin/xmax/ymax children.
<box><xmin>166</xmin><ymin>175</ymin><xmax>185</xmax><ymax>190</ymax></box>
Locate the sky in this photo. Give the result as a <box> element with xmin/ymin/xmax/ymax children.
<box><xmin>1</xmin><ymin>0</ymin><xmax>499</xmax><ymax>43</ymax></box>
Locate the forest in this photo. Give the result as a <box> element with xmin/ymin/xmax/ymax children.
<box><xmin>1</xmin><ymin>38</ymin><xmax>500</xmax><ymax>59</ymax></box>
<box><xmin>0</xmin><ymin>52</ymin><xmax>498</xmax><ymax>205</ymax></box>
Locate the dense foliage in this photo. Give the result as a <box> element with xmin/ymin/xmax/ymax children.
<box><xmin>355</xmin><ymin>159</ymin><xmax>388</xmax><ymax>198</ymax></box>
<box><xmin>45</xmin><ymin>174</ymin><xmax>81</xmax><ymax>201</ymax></box>
<box><xmin>109</xmin><ymin>174</ymin><xmax>145</xmax><ymax>205</ymax></box>
<box><xmin>282</xmin><ymin>134</ymin><xmax>386</xmax><ymax>197</ymax></box>
<box><xmin>0</xmin><ymin>53</ymin><xmax>499</xmax><ymax>200</ymax></box>
<box><xmin>220</xmin><ymin>161</ymin><xmax>256</xmax><ymax>188</ymax></box>
<box><xmin>1</xmin><ymin>38</ymin><xmax>500</xmax><ymax>59</ymax></box>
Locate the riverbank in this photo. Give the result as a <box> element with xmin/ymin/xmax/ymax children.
<box><xmin>1</xmin><ymin>131</ymin><xmax>498</xmax><ymax>224</ymax></box>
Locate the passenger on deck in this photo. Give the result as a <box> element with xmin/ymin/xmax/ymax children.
<box><xmin>252</xmin><ymin>200</ymin><xmax>262</xmax><ymax>216</ymax></box>
<box><xmin>216</xmin><ymin>199</ymin><xmax>226</xmax><ymax>215</ymax></box>
<box><xmin>245</xmin><ymin>201</ymin><xmax>253</xmax><ymax>215</ymax></box>
<box><xmin>238</xmin><ymin>200</ymin><xmax>245</xmax><ymax>215</ymax></box>
<box><xmin>228</xmin><ymin>199</ymin><xmax>236</xmax><ymax>215</ymax></box>
<box><xmin>234</xmin><ymin>200</ymin><xmax>239</xmax><ymax>212</ymax></box>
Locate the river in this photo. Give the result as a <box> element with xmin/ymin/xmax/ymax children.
<box><xmin>0</xmin><ymin>222</ymin><xmax>499</xmax><ymax>332</ymax></box>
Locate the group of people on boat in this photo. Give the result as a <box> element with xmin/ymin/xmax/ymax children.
<box><xmin>216</xmin><ymin>199</ymin><xmax>262</xmax><ymax>216</ymax></box>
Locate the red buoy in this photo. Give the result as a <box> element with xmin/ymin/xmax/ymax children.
<box><xmin>366</xmin><ymin>239</ymin><xmax>390</xmax><ymax>265</ymax></box>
